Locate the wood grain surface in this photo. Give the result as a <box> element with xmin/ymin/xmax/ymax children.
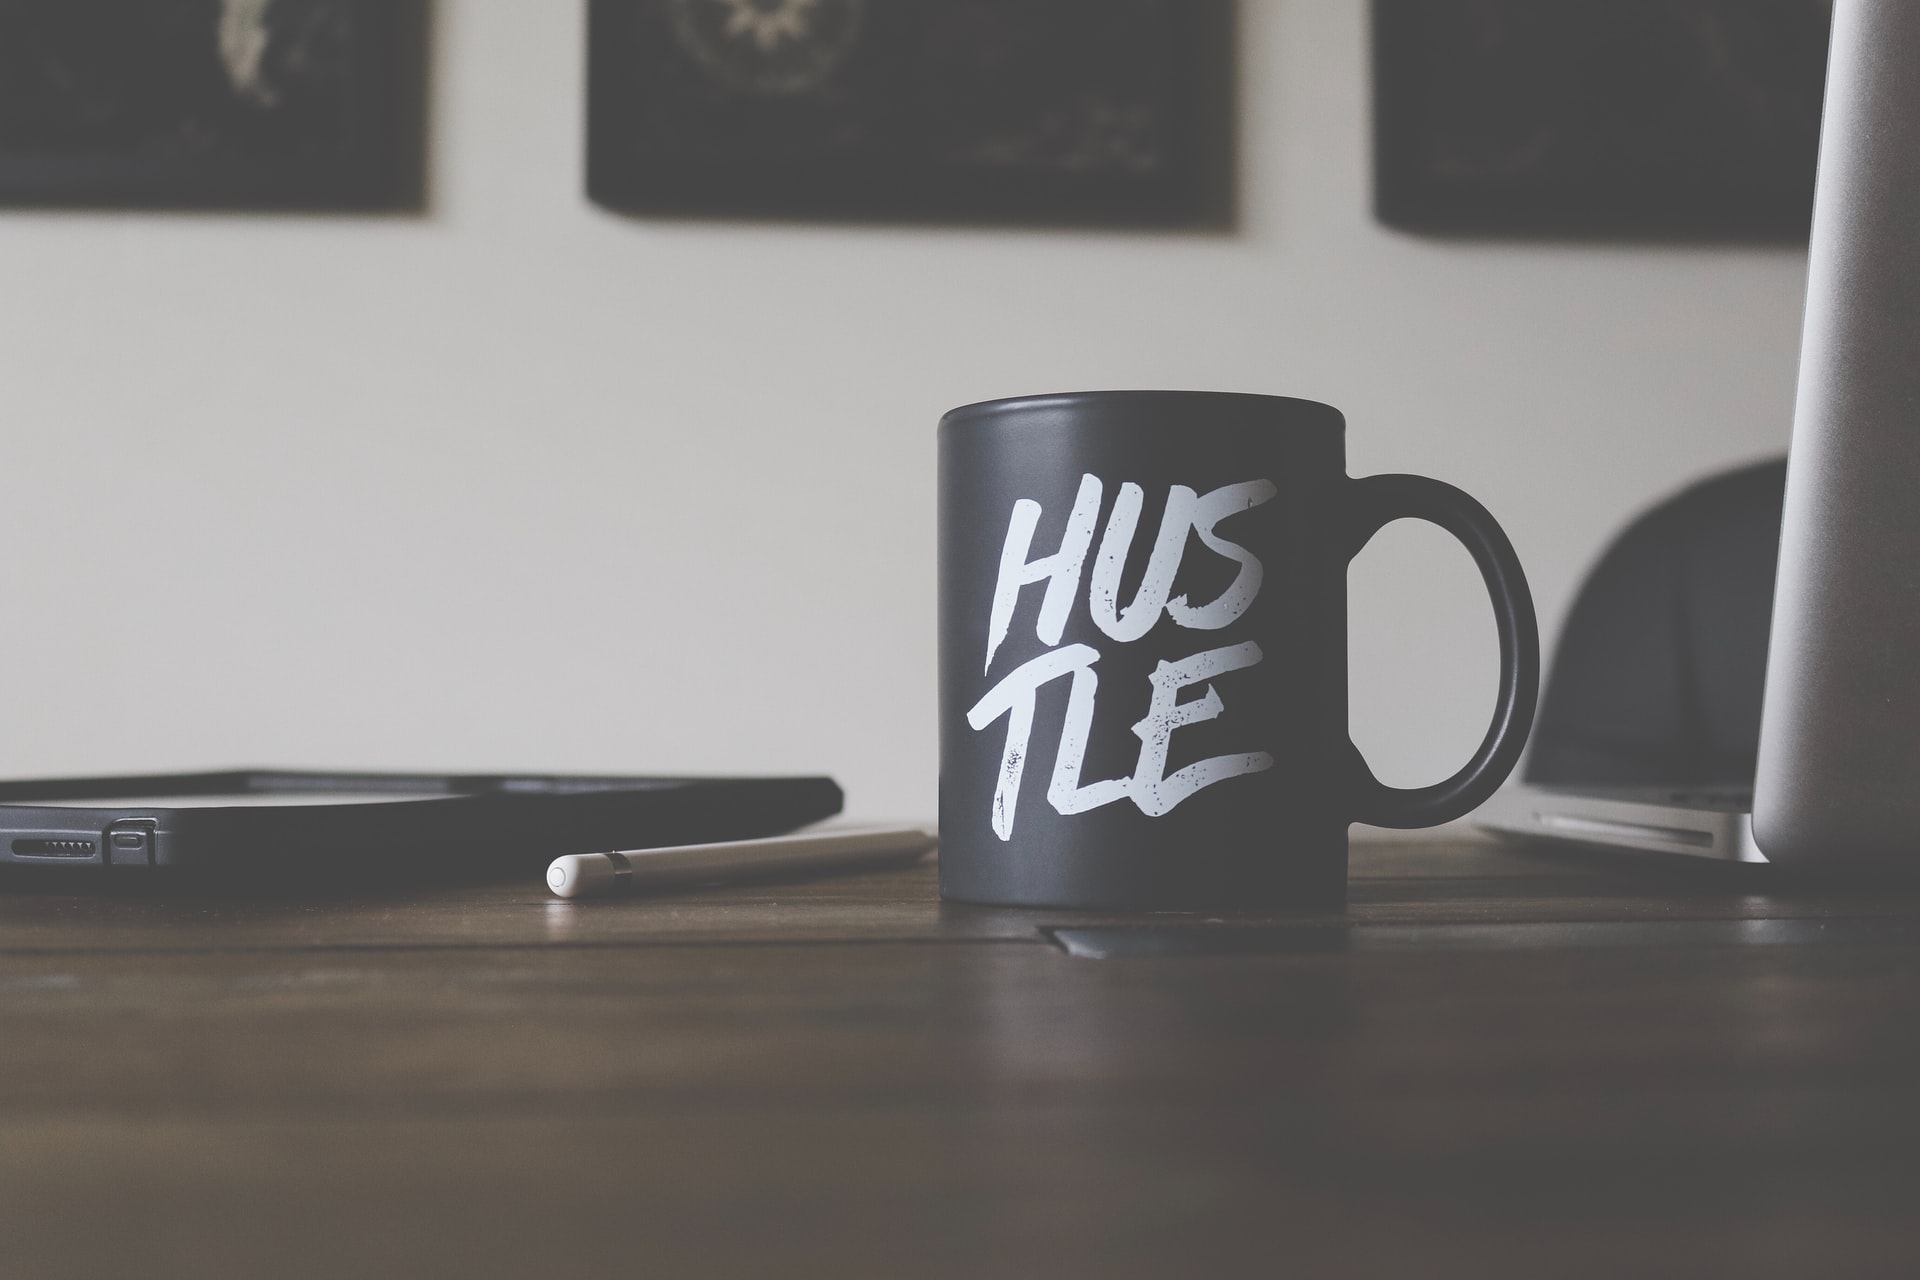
<box><xmin>4</xmin><ymin>839</ymin><xmax>1919</xmax><ymax>1279</ymax></box>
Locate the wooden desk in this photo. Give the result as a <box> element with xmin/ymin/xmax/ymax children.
<box><xmin>3</xmin><ymin>838</ymin><xmax>1919</xmax><ymax>1279</ymax></box>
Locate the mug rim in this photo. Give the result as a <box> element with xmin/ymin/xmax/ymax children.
<box><xmin>940</xmin><ymin>389</ymin><xmax>1342</xmax><ymax>429</ymax></box>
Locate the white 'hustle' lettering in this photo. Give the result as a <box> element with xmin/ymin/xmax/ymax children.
<box><xmin>967</xmin><ymin>644</ymin><xmax>1101</xmax><ymax>840</ymax></box>
<box><xmin>1047</xmin><ymin>656</ymin><xmax>1132</xmax><ymax>817</ymax></box>
<box><xmin>966</xmin><ymin>640</ymin><xmax>1274</xmax><ymax>837</ymax></box>
<box><xmin>1129</xmin><ymin>641</ymin><xmax>1274</xmax><ymax>817</ymax></box>
<box><xmin>1088</xmin><ymin>483</ymin><xmax>1198</xmax><ymax>643</ymax></box>
<box><xmin>983</xmin><ymin>474</ymin><xmax>1103</xmax><ymax>674</ymax></box>
<box><xmin>1165</xmin><ymin>480</ymin><xmax>1277</xmax><ymax>630</ymax></box>
<box><xmin>966</xmin><ymin>473</ymin><xmax>1279</xmax><ymax>839</ymax></box>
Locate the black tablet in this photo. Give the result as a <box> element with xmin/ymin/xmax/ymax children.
<box><xmin>0</xmin><ymin>770</ymin><xmax>843</xmax><ymax>885</ymax></box>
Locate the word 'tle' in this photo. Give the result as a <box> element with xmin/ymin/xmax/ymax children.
<box><xmin>967</xmin><ymin>473</ymin><xmax>1278</xmax><ymax>840</ymax></box>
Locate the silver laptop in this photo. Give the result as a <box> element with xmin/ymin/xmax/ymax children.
<box><xmin>1480</xmin><ymin>0</ymin><xmax>1920</xmax><ymax>871</ymax></box>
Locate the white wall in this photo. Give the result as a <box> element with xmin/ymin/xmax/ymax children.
<box><xmin>0</xmin><ymin>0</ymin><xmax>1805</xmax><ymax>820</ymax></box>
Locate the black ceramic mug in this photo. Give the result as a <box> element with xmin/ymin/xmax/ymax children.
<box><xmin>938</xmin><ymin>391</ymin><xmax>1539</xmax><ymax>910</ymax></box>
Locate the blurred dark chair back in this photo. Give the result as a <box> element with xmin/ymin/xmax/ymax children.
<box><xmin>1524</xmin><ymin>458</ymin><xmax>1787</xmax><ymax>788</ymax></box>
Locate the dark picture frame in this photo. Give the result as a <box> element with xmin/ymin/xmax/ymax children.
<box><xmin>0</xmin><ymin>0</ymin><xmax>428</xmax><ymax>212</ymax></box>
<box><xmin>1373</xmin><ymin>0</ymin><xmax>1833</xmax><ymax>240</ymax></box>
<box><xmin>587</xmin><ymin>0</ymin><xmax>1236</xmax><ymax>229</ymax></box>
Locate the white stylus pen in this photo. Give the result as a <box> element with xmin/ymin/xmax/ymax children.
<box><xmin>545</xmin><ymin>823</ymin><xmax>937</xmax><ymax>899</ymax></box>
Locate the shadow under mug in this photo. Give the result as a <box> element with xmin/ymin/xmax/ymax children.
<box><xmin>937</xmin><ymin>391</ymin><xmax>1539</xmax><ymax>910</ymax></box>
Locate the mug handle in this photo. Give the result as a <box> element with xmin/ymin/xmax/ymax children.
<box><xmin>1345</xmin><ymin>474</ymin><xmax>1540</xmax><ymax>829</ymax></box>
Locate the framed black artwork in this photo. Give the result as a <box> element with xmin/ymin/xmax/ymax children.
<box><xmin>586</xmin><ymin>0</ymin><xmax>1235</xmax><ymax>229</ymax></box>
<box><xmin>1373</xmin><ymin>0</ymin><xmax>1833</xmax><ymax>239</ymax></box>
<box><xmin>0</xmin><ymin>0</ymin><xmax>426</xmax><ymax>211</ymax></box>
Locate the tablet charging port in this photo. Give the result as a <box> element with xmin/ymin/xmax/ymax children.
<box><xmin>106</xmin><ymin>820</ymin><xmax>156</xmax><ymax>868</ymax></box>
